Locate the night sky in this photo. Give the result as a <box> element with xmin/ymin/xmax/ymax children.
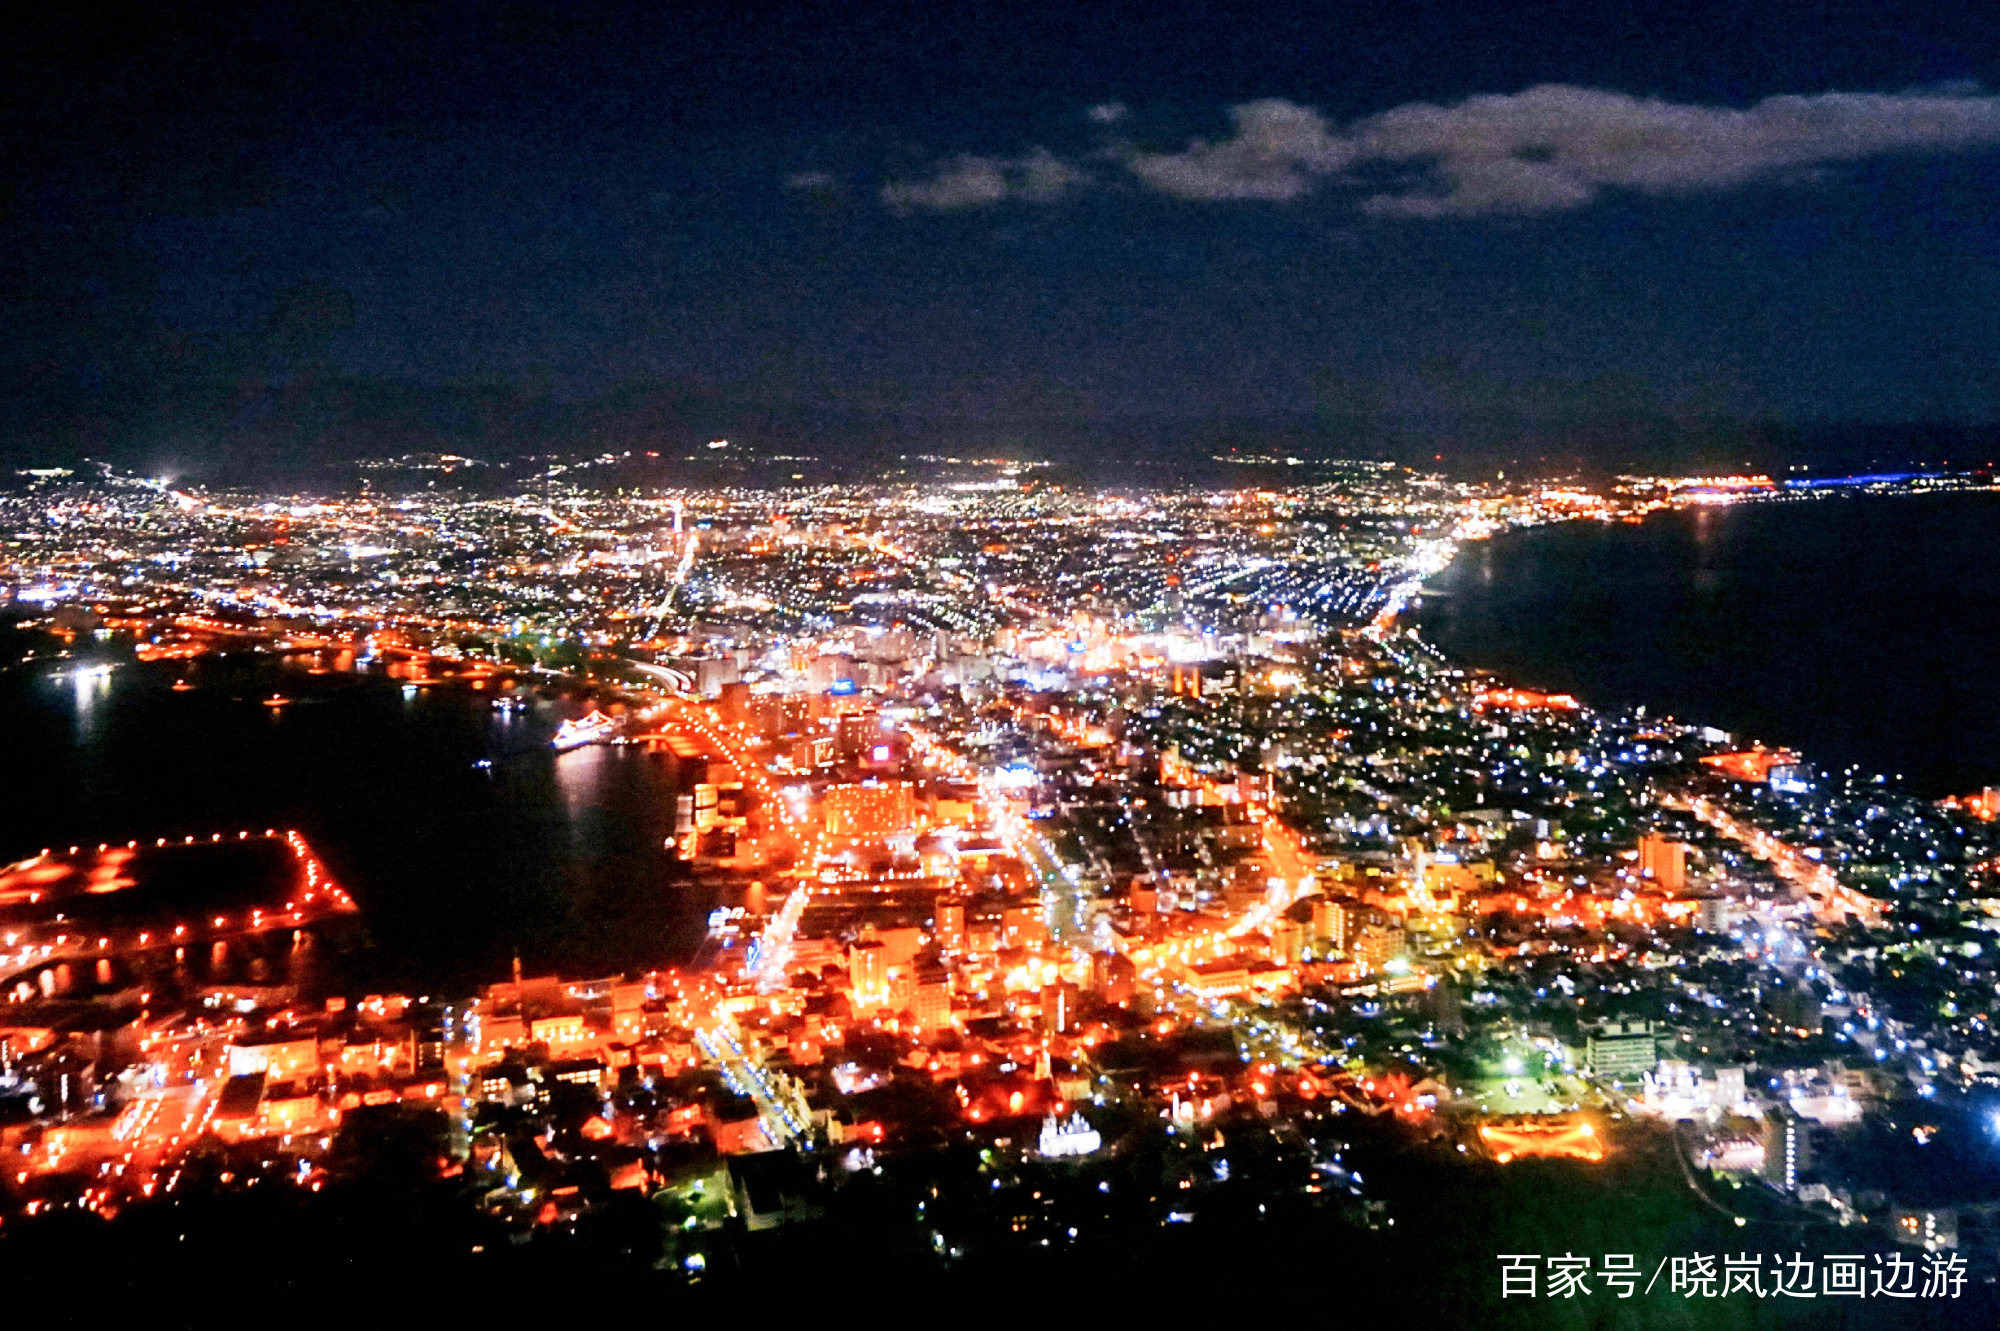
<box><xmin>8</xmin><ymin>0</ymin><xmax>2000</xmax><ymax>475</ymax></box>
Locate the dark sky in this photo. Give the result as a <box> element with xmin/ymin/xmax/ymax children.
<box><xmin>7</xmin><ymin>0</ymin><xmax>2000</xmax><ymax>474</ymax></box>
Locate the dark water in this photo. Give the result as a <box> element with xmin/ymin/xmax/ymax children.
<box><xmin>0</xmin><ymin>658</ymin><xmax>711</xmax><ymax>993</ymax></box>
<box><xmin>1418</xmin><ymin>492</ymin><xmax>2000</xmax><ymax>796</ymax></box>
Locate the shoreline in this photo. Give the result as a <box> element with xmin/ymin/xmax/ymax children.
<box><xmin>1414</xmin><ymin>490</ymin><xmax>2000</xmax><ymax>798</ymax></box>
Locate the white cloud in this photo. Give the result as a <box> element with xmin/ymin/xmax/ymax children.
<box><xmin>785</xmin><ymin>170</ymin><xmax>837</xmax><ymax>191</ymax></box>
<box><xmin>864</xmin><ymin>85</ymin><xmax>2000</xmax><ymax>218</ymax></box>
<box><xmin>1353</xmin><ymin>84</ymin><xmax>2000</xmax><ymax>216</ymax></box>
<box><xmin>1015</xmin><ymin>147</ymin><xmax>1084</xmax><ymax>202</ymax></box>
<box><xmin>1127</xmin><ymin>99</ymin><xmax>1353</xmax><ymax>201</ymax></box>
<box><xmin>1119</xmin><ymin>85</ymin><xmax>2000</xmax><ymax>215</ymax></box>
<box><xmin>880</xmin><ymin>147</ymin><xmax>1083</xmax><ymax>212</ymax></box>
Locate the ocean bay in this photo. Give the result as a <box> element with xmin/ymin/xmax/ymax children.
<box><xmin>1419</xmin><ymin>491</ymin><xmax>2000</xmax><ymax>796</ymax></box>
<box><xmin>0</xmin><ymin>657</ymin><xmax>710</xmax><ymax>993</ymax></box>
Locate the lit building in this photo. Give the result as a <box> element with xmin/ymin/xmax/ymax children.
<box><xmin>1311</xmin><ymin>896</ymin><xmax>1345</xmax><ymax>951</ymax></box>
<box><xmin>260</xmin><ymin>1085</ymin><xmax>331</xmax><ymax>1135</ymax></box>
<box><xmin>1182</xmin><ymin>958</ymin><xmax>1250</xmax><ymax>999</ymax></box>
<box><xmin>1637</xmin><ymin>834</ymin><xmax>1686</xmax><ymax>891</ymax></box>
<box><xmin>1586</xmin><ymin>1020</ymin><xmax>1659</xmax><ymax>1082</ymax></box>
<box><xmin>1038</xmin><ymin>1111</ymin><xmax>1101</xmax><ymax>1157</ymax></box>
<box><xmin>1040</xmin><ymin>981</ymin><xmax>1077</xmax><ymax>1034</ymax></box>
<box><xmin>1764</xmin><ymin>1108</ymin><xmax>1812</xmax><ymax>1191</ymax></box>
<box><xmin>225</xmin><ymin>1033</ymin><xmax>320</xmax><ymax>1082</ymax></box>
<box><xmin>1089</xmin><ymin>952</ymin><xmax>1136</xmax><ymax>1004</ymax></box>
<box><xmin>823</xmin><ymin>781</ymin><xmax>917</xmax><ymax>837</ymax></box>
<box><xmin>1001</xmin><ymin>904</ymin><xmax>1048</xmax><ymax>947</ymax></box>
<box><xmin>529</xmin><ymin>1014</ymin><xmax>592</xmax><ymax>1051</ymax></box>
<box><xmin>1351</xmin><ymin>922</ymin><xmax>1404</xmax><ymax>973</ymax></box>
<box><xmin>912</xmin><ymin>971</ymin><xmax>952</xmax><ymax>1032</ymax></box>
<box><xmin>865</xmin><ymin>925</ymin><xmax>924</xmax><ymax>968</ymax></box>
<box><xmin>1699</xmin><ymin>1135</ymin><xmax>1766</xmax><ymax>1173</ymax></box>
<box><xmin>848</xmin><ymin>939</ymin><xmax>887</xmax><ymax>1007</ymax></box>
<box><xmin>934</xmin><ymin>898</ymin><xmax>966</xmax><ymax>953</ymax></box>
<box><xmin>808</xmin><ymin>653</ymin><xmax>856</xmax><ymax>691</ymax></box>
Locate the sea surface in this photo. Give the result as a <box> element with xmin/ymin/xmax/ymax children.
<box><xmin>1418</xmin><ymin>491</ymin><xmax>2000</xmax><ymax>796</ymax></box>
<box><xmin>0</xmin><ymin>657</ymin><xmax>711</xmax><ymax>993</ymax></box>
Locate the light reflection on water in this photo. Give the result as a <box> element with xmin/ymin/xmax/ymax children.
<box><xmin>552</xmin><ymin>742</ymin><xmax>610</xmax><ymax>835</ymax></box>
<box><xmin>4</xmin><ymin>658</ymin><xmax>706</xmax><ymax>990</ymax></box>
<box><xmin>63</xmin><ymin>666</ymin><xmax>112</xmax><ymax>739</ymax></box>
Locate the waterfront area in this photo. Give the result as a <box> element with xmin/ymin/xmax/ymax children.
<box><xmin>1420</xmin><ymin>491</ymin><xmax>2000</xmax><ymax>797</ymax></box>
<box><xmin>0</xmin><ymin>658</ymin><xmax>711</xmax><ymax>992</ymax></box>
<box><xmin>2</xmin><ymin>458</ymin><xmax>1998</xmax><ymax>1314</ymax></box>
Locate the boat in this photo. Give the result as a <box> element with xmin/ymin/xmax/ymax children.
<box><xmin>172</xmin><ymin>679</ymin><xmax>194</xmax><ymax>692</ymax></box>
<box><xmin>261</xmin><ymin>694</ymin><xmax>291</xmax><ymax>708</ymax></box>
<box><xmin>551</xmin><ymin>709</ymin><xmax>617</xmax><ymax>751</ymax></box>
<box><xmin>490</xmin><ymin>694</ymin><xmax>530</xmax><ymax>713</ymax></box>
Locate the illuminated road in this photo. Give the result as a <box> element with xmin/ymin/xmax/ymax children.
<box><xmin>749</xmin><ymin>886</ymin><xmax>809</xmax><ymax>990</ymax></box>
<box><xmin>998</xmin><ymin>803</ymin><xmax>1095</xmax><ymax>944</ymax></box>
<box><xmin>1673</xmin><ymin>795</ymin><xmax>1883</xmax><ymax>927</ymax></box>
<box><xmin>696</xmin><ymin>1022</ymin><xmax>809</xmax><ymax>1147</ymax></box>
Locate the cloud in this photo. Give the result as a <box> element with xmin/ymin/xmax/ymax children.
<box><xmin>880</xmin><ymin>147</ymin><xmax>1082</xmax><ymax>212</ymax></box>
<box><xmin>1127</xmin><ymin>99</ymin><xmax>1353</xmax><ymax>201</ymax></box>
<box><xmin>1119</xmin><ymin>85</ymin><xmax>2000</xmax><ymax>215</ymax></box>
<box><xmin>785</xmin><ymin>170</ymin><xmax>837</xmax><ymax>191</ymax></box>
<box><xmin>1352</xmin><ymin>84</ymin><xmax>2000</xmax><ymax>216</ymax></box>
<box><xmin>861</xmin><ymin>85</ymin><xmax>2000</xmax><ymax>218</ymax></box>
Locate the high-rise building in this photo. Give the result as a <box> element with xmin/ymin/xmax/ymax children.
<box><xmin>1774</xmin><ymin>980</ymin><xmax>1822</xmax><ymax>1033</ymax></box>
<box><xmin>1040</xmin><ymin>982</ymin><xmax>1078</xmax><ymax>1033</ymax></box>
<box><xmin>1764</xmin><ymin>1108</ymin><xmax>1812</xmax><ymax>1190</ymax></box>
<box><xmin>1638</xmin><ymin>834</ymin><xmax>1686</xmax><ymax>892</ymax></box>
<box><xmin>912</xmin><ymin>969</ymin><xmax>951</xmax><ymax>1032</ymax></box>
<box><xmin>847</xmin><ymin>940</ymin><xmax>887</xmax><ymax>1006</ymax></box>
<box><xmin>1427</xmin><ymin>976</ymin><xmax>1467</xmax><ymax>1038</ymax></box>
<box><xmin>1586</xmin><ymin>1020</ymin><xmax>1659</xmax><ymax>1082</ymax></box>
<box><xmin>868</xmin><ymin>925</ymin><xmax>924</xmax><ymax>969</ymax></box>
<box><xmin>1311</xmin><ymin>896</ymin><xmax>1344</xmax><ymax>951</ymax></box>
<box><xmin>1352</xmin><ymin>922</ymin><xmax>1404</xmax><ymax>973</ymax></box>
<box><xmin>697</xmin><ymin>657</ymin><xmax>740</xmax><ymax>697</ymax></box>
<box><xmin>934</xmin><ymin>898</ymin><xmax>966</xmax><ymax>953</ymax></box>
<box><xmin>1337</xmin><ymin>902</ymin><xmax>1397</xmax><ymax>967</ymax></box>
<box><xmin>836</xmin><ymin>710</ymin><xmax>881</xmax><ymax>760</ymax></box>
<box><xmin>808</xmin><ymin>653</ymin><xmax>856</xmax><ymax>692</ymax></box>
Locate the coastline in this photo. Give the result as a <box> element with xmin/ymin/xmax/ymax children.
<box><xmin>1414</xmin><ymin>490</ymin><xmax>2000</xmax><ymax>797</ymax></box>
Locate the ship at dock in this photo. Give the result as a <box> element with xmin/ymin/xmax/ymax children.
<box><xmin>550</xmin><ymin>709</ymin><xmax>616</xmax><ymax>751</ymax></box>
